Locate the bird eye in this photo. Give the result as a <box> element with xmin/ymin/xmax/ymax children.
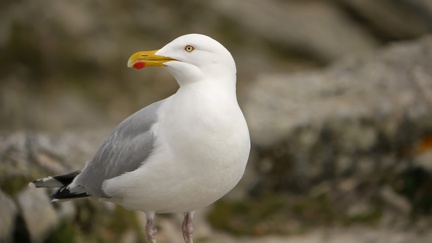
<box><xmin>184</xmin><ymin>45</ymin><xmax>195</xmax><ymax>52</ymax></box>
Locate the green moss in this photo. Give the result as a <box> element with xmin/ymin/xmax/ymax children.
<box><xmin>107</xmin><ymin>206</ymin><xmax>142</xmax><ymax>236</ymax></box>
<box><xmin>88</xmin><ymin>205</ymin><xmax>145</xmax><ymax>243</ymax></box>
<box><xmin>0</xmin><ymin>175</ymin><xmax>33</xmax><ymax>196</ymax></box>
<box><xmin>344</xmin><ymin>209</ymin><xmax>382</xmax><ymax>226</ymax></box>
<box><xmin>207</xmin><ymin>196</ymin><xmax>289</xmax><ymax>236</ymax></box>
<box><xmin>1</xmin><ymin>22</ymin><xmax>46</xmax><ymax>80</ymax></box>
<box><xmin>207</xmin><ymin>194</ymin><xmax>383</xmax><ymax>236</ymax></box>
<box><xmin>45</xmin><ymin>223</ymin><xmax>78</xmax><ymax>243</ymax></box>
<box><xmin>393</xmin><ymin>167</ymin><xmax>432</xmax><ymax>216</ymax></box>
<box><xmin>291</xmin><ymin>195</ymin><xmax>342</xmax><ymax>225</ymax></box>
<box><xmin>45</xmin><ymin>203</ymin><xmax>145</xmax><ymax>243</ymax></box>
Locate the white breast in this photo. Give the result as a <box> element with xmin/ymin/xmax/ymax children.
<box><xmin>103</xmin><ymin>81</ymin><xmax>250</xmax><ymax>213</ymax></box>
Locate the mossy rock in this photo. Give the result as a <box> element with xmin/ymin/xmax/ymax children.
<box><xmin>207</xmin><ymin>194</ymin><xmax>383</xmax><ymax>236</ymax></box>
<box><xmin>46</xmin><ymin>202</ymin><xmax>144</xmax><ymax>243</ymax></box>
<box><xmin>0</xmin><ymin>175</ymin><xmax>34</xmax><ymax>196</ymax></box>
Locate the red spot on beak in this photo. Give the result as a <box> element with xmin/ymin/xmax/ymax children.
<box><xmin>133</xmin><ymin>62</ymin><xmax>145</xmax><ymax>69</ymax></box>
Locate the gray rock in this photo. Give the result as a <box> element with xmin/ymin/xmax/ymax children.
<box><xmin>337</xmin><ymin>0</ymin><xmax>432</xmax><ymax>40</ymax></box>
<box><xmin>246</xmin><ymin>36</ymin><xmax>432</xmax><ymax>146</ymax></box>
<box><xmin>0</xmin><ymin>190</ymin><xmax>17</xmax><ymax>243</ymax></box>
<box><xmin>0</xmin><ymin>133</ymin><xmax>32</xmax><ymax>178</ymax></box>
<box><xmin>17</xmin><ymin>188</ymin><xmax>58</xmax><ymax>243</ymax></box>
<box><xmin>379</xmin><ymin>186</ymin><xmax>411</xmax><ymax>215</ymax></box>
<box><xmin>210</xmin><ymin>0</ymin><xmax>378</xmax><ymax>62</ymax></box>
<box><xmin>244</xmin><ymin>35</ymin><xmax>432</xmax><ymax>192</ymax></box>
<box><xmin>0</xmin><ymin>131</ymin><xmax>104</xmax><ymax>176</ymax></box>
<box><xmin>3</xmin><ymin>0</ymin><xmax>432</xmax><ymax>133</ymax></box>
<box><xmin>414</xmin><ymin>151</ymin><xmax>432</xmax><ymax>173</ymax></box>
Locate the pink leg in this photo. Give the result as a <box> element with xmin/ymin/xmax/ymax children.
<box><xmin>145</xmin><ymin>212</ymin><xmax>157</xmax><ymax>243</ymax></box>
<box><xmin>182</xmin><ymin>211</ymin><xmax>195</xmax><ymax>243</ymax></box>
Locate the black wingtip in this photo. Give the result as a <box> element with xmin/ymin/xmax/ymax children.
<box><xmin>50</xmin><ymin>186</ymin><xmax>89</xmax><ymax>200</ymax></box>
<box><xmin>52</xmin><ymin>170</ymin><xmax>82</xmax><ymax>185</ymax></box>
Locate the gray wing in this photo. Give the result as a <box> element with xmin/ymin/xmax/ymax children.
<box><xmin>73</xmin><ymin>99</ymin><xmax>164</xmax><ymax>198</ymax></box>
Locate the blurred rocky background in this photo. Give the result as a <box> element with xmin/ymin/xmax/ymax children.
<box><xmin>1</xmin><ymin>0</ymin><xmax>432</xmax><ymax>242</ymax></box>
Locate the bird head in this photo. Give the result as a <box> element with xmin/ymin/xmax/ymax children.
<box><xmin>127</xmin><ymin>34</ymin><xmax>236</xmax><ymax>86</ymax></box>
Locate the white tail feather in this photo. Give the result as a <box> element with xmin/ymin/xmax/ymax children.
<box><xmin>30</xmin><ymin>176</ymin><xmax>64</xmax><ymax>188</ymax></box>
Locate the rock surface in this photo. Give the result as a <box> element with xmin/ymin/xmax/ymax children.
<box><xmin>242</xmin><ymin>35</ymin><xmax>432</xmax><ymax>217</ymax></box>
<box><xmin>210</xmin><ymin>0</ymin><xmax>378</xmax><ymax>62</ymax></box>
<box><xmin>17</xmin><ymin>188</ymin><xmax>58</xmax><ymax>243</ymax></box>
<box><xmin>337</xmin><ymin>0</ymin><xmax>432</xmax><ymax>40</ymax></box>
<box><xmin>0</xmin><ymin>131</ymin><xmax>104</xmax><ymax>243</ymax></box>
<box><xmin>0</xmin><ymin>190</ymin><xmax>17</xmax><ymax>243</ymax></box>
<box><xmin>0</xmin><ymin>36</ymin><xmax>431</xmax><ymax>243</ymax></box>
<box><xmin>2</xmin><ymin>0</ymin><xmax>432</xmax><ymax>131</ymax></box>
<box><xmin>245</xmin><ymin>35</ymin><xmax>432</xmax><ymax>147</ymax></box>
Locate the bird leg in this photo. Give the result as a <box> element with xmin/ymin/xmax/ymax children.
<box><xmin>182</xmin><ymin>211</ymin><xmax>195</xmax><ymax>243</ymax></box>
<box><xmin>145</xmin><ymin>212</ymin><xmax>157</xmax><ymax>243</ymax></box>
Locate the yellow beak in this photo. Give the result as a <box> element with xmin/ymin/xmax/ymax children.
<box><xmin>127</xmin><ymin>50</ymin><xmax>176</xmax><ymax>69</ymax></box>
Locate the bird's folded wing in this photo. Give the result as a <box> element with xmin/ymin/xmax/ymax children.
<box><xmin>70</xmin><ymin>99</ymin><xmax>165</xmax><ymax>198</ymax></box>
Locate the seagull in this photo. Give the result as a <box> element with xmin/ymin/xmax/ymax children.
<box><xmin>30</xmin><ymin>34</ymin><xmax>250</xmax><ymax>243</ymax></box>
